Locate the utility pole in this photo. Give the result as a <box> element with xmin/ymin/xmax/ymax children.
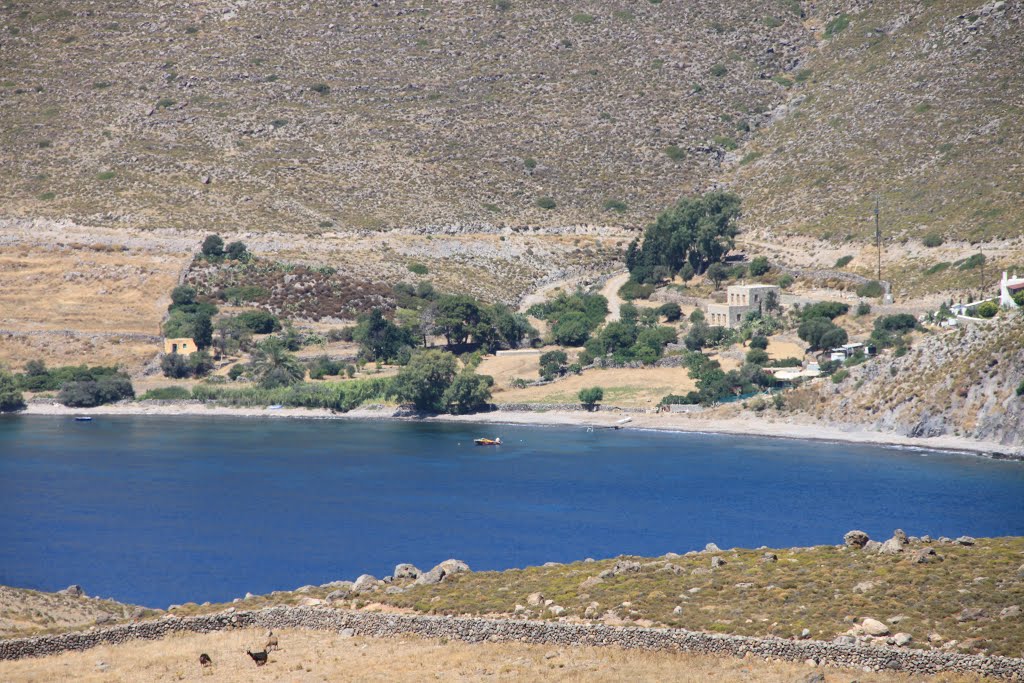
<box><xmin>874</xmin><ymin>195</ymin><xmax>881</xmax><ymax>283</ymax></box>
<box><xmin>980</xmin><ymin>247</ymin><xmax>985</xmax><ymax>292</ymax></box>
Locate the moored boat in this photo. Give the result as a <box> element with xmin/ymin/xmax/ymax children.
<box><xmin>474</xmin><ymin>437</ymin><xmax>501</xmax><ymax>446</ymax></box>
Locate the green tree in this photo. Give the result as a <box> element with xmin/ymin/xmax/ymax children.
<box><xmin>706</xmin><ymin>262</ymin><xmax>728</xmax><ymax>290</ymax></box>
<box><xmin>748</xmin><ymin>256</ymin><xmax>770</xmax><ymax>277</ymax></box>
<box><xmin>201</xmin><ymin>234</ymin><xmax>224</xmax><ymax>258</ymax></box>
<box><xmin>225</xmin><ymin>240</ymin><xmax>249</xmax><ymax>260</ymax></box>
<box><xmin>679</xmin><ymin>262</ymin><xmax>695</xmax><ymax>282</ymax></box>
<box><xmin>491</xmin><ymin>304</ymin><xmax>536</xmax><ymax>349</ymax></box>
<box><xmin>389</xmin><ymin>349</ymin><xmax>458</xmax><ymax>412</ymax></box>
<box><xmin>170</xmin><ymin>285</ymin><xmax>198</xmax><ymax>308</ymax></box>
<box><xmin>539</xmin><ymin>350</ymin><xmax>569</xmax><ymax>380</ymax></box>
<box><xmin>235</xmin><ymin>310</ymin><xmax>281</xmax><ymax>334</ymax></box>
<box><xmin>658</xmin><ymin>302</ymin><xmax>682</xmax><ymax>322</ymax></box>
<box><xmin>0</xmin><ymin>369</ymin><xmax>26</xmax><ymax>412</ymax></box>
<box><xmin>578</xmin><ymin>386</ymin><xmax>604</xmax><ymax>410</ymax></box>
<box><xmin>434</xmin><ymin>294</ymin><xmax>484</xmax><ymax>347</ymax></box>
<box><xmin>976</xmin><ymin>301</ymin><xmax>998</xmax><ymax>318</ymax></box>
<box><xmin>354</xmin><ymin>309</ymin><xmax>413</xmax><ymax>362</ymax></box>
<box><xmin>443</xmin><ymin>371</ymin><xmax>494</xmax><ymax>414</ymax></box>
<box><xmin>550</xmin><ymin>311</ymin><xmax>592</xmax><ymax>346</ymax></box>
<box><xmin>625</xmin><ymin>191</ymin><xmax>741</xmax><ymax>283</ymax></box>
<box><xmin>250</xmin><ymin>337</ymin><xmax>305</xmax><ymax>389</ymax></box>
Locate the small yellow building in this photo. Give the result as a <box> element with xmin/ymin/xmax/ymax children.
<box><xmin>163</xmin><ymin>337</ymin><xmax>197</xmax><ymax>356</ymax></box>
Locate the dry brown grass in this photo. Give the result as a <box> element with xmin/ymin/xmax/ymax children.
<box><xmin>0</xmin><ymin>627</ymin><xmax>980</xmax><ymax>683</ymax></box>
<box><xmin>494</xmin><ymin>366</ymin><xmax>697</xmax><ymax>407</ymax></box>
<box><xmin>476</xmin><ymin>352</ymin><xmax>543</xmax><ymax>386</ymax></box>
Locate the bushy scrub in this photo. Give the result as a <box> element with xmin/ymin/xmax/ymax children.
<box><xmin>139</xmin><ymin>386</ymin><xmax>192</xmax><ymax>401</ymax></box>
<box><xmin>856</xmin><ymin>280</ymin><xmax>884</xmax><ymax>298</ymax></box>
<box><xmin>58</xmin><ymin>372</ymin><xmax>134</xmax><ymax>407</ymax></box>
<box><xmin>0</xmin><ymin>369</ymin><xmax>26</xmax><ymax>412</ymax></box>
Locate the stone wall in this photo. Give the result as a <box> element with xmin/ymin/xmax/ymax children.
<box><xmin>2</xmin><ymin>607</ymin><xmax>1022</xmax><ymax>678</ymax></box>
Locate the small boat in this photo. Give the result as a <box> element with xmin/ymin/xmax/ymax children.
<box><xmin>474</xmin><ymin>437</ymin><xmax>502</xmax><ymax>446</ymax></box>
<box><xmin>74</xmin><ymin>416</ymin><xmax>93</xmax><ymax>422</ymax></box>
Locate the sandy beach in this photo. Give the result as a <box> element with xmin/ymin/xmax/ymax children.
<box><xmin>20</xmin><ymin>401</ymin><xmax>1023</xmax><ymax>460</ymax></box>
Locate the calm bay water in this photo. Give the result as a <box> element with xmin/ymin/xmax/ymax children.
<box><xmin>1</xmin><ymin>414</ymin><xmax>1022</xmax><ymax>607</ymax></box>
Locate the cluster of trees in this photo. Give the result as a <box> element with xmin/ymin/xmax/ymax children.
<box><xmin>527</xmin><ymin>291</ymin><xmax>608</xmax><ymax>347</ymax></box>
<box><xmin>625</xmin><ymin>192</ymin><xmax>742</xmax><ymax>284</ymax></box>
<box><xmin>163</xmin><ymin>285</ymin><xmax>216</xmax><ymax>349</ymax></box>
<box><xmin>579</xmin><ymin>303</ymin><xmax>678</xmax><ymax>365</ymax></box>
<box><xmin>796</xmin><ymin>302</ymin><xmax>850</xmax><ymax>351</ymax></box>
<box><xmin>160</xmin><ymin>351</ymin><xmax>213</xmax><ymax>379</ymax></box>
<box><xmin>0</xmin><ymin>369</ymin><xmax>25</xmax><ymax>412</ymax></box>
<box><xmin>870</xmin><ymin>313</ymin><xmax>918</xmax><ymax>351</ymax></box>
<box><xmin>660</xmin><ymin>352</ymin><xmax>773</xmax><ymax>406</ymax></box>
<box><xmin>53</xmin><ymin>366</ymin><xmax>135</xmax><ymax>407</ymax></box>
<box><xmin>200</xmin><ymin>234</ymin><xmax>249</xmax><ymax>261</ymax></box>
<box><xmin>388</xmin><ymin>349</ymin><xmax>493</xmax><ymax>414</ymax></box>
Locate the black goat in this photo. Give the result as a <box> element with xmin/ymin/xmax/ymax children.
<box><xmin>246</xmin><ymin>649</ymin><xmax>269</xmax><ymax>666</ymax></box>
<box><xmin>199</xmin><ymin>653</ymin><xmax>212</xmax><ymax>668</ymax></box>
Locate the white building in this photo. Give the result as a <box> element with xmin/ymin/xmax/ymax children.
<box><xmin>706</xmin><ymin>284</ymin><xmax>781</xmax><ymax>329</ymax></box>
<box><xmin>1000</xmin><ymin>271</ymin><xmax>1024</xmax><ymax>308</ymax></box>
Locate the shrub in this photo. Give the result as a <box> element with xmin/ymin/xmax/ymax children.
<box><xmin>958</xmin><ymin>253</ymin><xmax>985</xmax><ymax>270</ymax></box>
<box><xmin>201</xmin><ymin>234</ymin><xmax>224</xmax><ymax>259</ymax></box>
<box><xmin>96</xmin><ymin>171</ymin><xmax>116</xmax><ymax>180</ymax></box>
<box><xmin>831</xmin><ymin>369</ymin><xmax>850</xmax><ymax>384</ymax></box>
<box><xmin>710</xmin><ymin>64</ymin><xmax>728</xmax><ymax>77</ymax></box>
<box><xmin>664</xmin><ymin>145</ymin><xmax>686</xmax><ymax>161</ymax></box>
<box><xmin>746</xmin><ymin>349</ymin><xmax>769</xmax><ymax>365</ymax></box>
<box><xmin>539</xmin><ymin>350</ymin><xmax>569</xmax><ymax>381</ymax></box>
<box><xmin>389</xmin><ymin>349</ymin><xmax>458</xmax><ymax>412</ymax></box>
<box><xmin>443</xmin><ymin>371</ymin><xmax>494</xmax><ymax>414</ymax></box>
<box><xmin>225</xmin><ymin>240</ymin><xmax>248</xmax><ymax>260</ymax></box>
<box><xmin>925</xmin><ymin>262</ymin><xmax>951</xmax><ymax>275</ymax></box>
<box><xmin>523</xmin><ymin>157</ymin><xmax>537</xmax><ymax>170</ymax></box>
<box><xmin>603</xmin><ymin>199</ymin><xmax>628</xmax><ymax>213</ymax></box>
<box><xmin>1017</xmin><ymin>379</ymin><xmax>1024</xmax><ymax>397</ymax></box>
<box><xmin>856</xmin><ymin>280</ymin><xmax>884</xmax><ymax>298</ymax></box>
<box><xmin>874</xmin><ymin>314</ymin><xmax>917</xmax><ymax>333</ymax></box>
<box><xmin>535</xmin><ymin>196</ymin><xmax>556</xmax><ymax>210</ymax></box>
<box><xmin>856</xmin><ymin>301</ymin><xmax>871</xmax><ymax>316</ymax></box>
<box><xmin>834</xmin><ymin>255</ymin><xmax>853</xmax><ymax>268</ymax></box>
<box><xmin>310</xmin><ymin>83</ymin><xmax>330</xmax><ymax>94</ymax></box>
<box><xmin>571</xmin><ymin>12</ymin><xmax>595</xmax><ymax>24</ymax></box>
<box><xmin>232</xmin><ymin>310</ymin><xmax>280</xmax><ymax>334</ymax></box>
<box><xmin>139</xmin><ymin>386</ymin><xmax>192</xmax><ymax>401</ymax></box>
<box><xmin>658</xmin><ymin>302</ymin><xmax>682</xmax><ymax>322</ymax></box>
<box><xmin>801</xmin><ymin>301</ymin><xmax>849</xmax><ymax>320</ymax></box>
<box><xmin>777</xmin><ymin>274</ymin><xmax>794</xmax><ymax>289</ymax></box>
<box><xmin>977</xmin><ymin>301</ymin><xmax>998</xmax><ymax>318</ymax></box>
<box><xmin>407</xmin><ymin>262</ymin><xmax>429</xmax><ymax>275</ymax></box>
<box><xmin>923</xmin><ymin>233</ymin><xmax>944</xmax><ymax>248</ymax></box>
<box><xmin>0</xmin><ymin>370</ymin><xmax>26</xmax><ymax>412</ymax></box>
<box><xmin>748</xmin><ymin>256</ymin><xmax>770</xmax><ymax>277</ymax></box>
<box><xmin>713</xmin><ymin>135</ymin><xmax>737</xmax><ymax>150</ymax></box>
<box><xmin>227</xmin><ymin>364</ymin><xmax>246</xmax><ymax>381</ymax></box>
<box><xmin>58</xmin><ymin>373</ymin><xmax>134</xmax><ymax>407</ymax></box>
<box><xmin>578</xmin><ymin>386</ymin><xmax>604</xmax><ymax>410</ymax></box>
<box><xmin>618</xmin><ymin>280</ymin><xmax>655</xmax><ymax>300</ymax></box>
<box><xmin>749</xmin><ymin>335</ymin><xmax>769</xmax><ymax>350</ymax></box>
<box><xmin>824</xmin><ymin>13</ymin><xmax>850</xmax><ymax>38</ymax></box>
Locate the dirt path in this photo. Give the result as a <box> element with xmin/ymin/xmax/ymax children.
<box><xmin>598</xmin><ymin>271</ymin><xmax>630</xmax><ymax>321</ymax></box>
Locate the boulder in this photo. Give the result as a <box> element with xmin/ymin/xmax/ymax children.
<box><xmin>892</xmin><ymin>528</ymin><xmax>908</xmax><ymax>545</ymax></box>
<box><xmin>597</xmin><ymin>569</ymin><xmax>614</xmax><ymax>579</ymax></box>
<box><xmin>393</xmin><ymin>563</ymin><xmax>421</xmax><ymax>580</ymax></box>
<box><xmin>414</xmin><ymin>567</ymin><xmax>446</xmax><ymax>586</ymax></box>
<box><xmin>436</xmin><ymin>559</ymin><xmax>471</xmax><ymax>575</ymax></box>
<box><xmin>956</xmin><ymin>607</ymin><xmax>987</xmax><ymax>622</ymax></box>
<box><xmin>956</xmin><ymin>536</ymin><xmax>976</xmax><ymax>546</ymax></box>
<box><xmin>611</xmin><ymin>560</ymin><xmax>642</xmax><ymax>575</ymax></box>
<box><xmin>894</xmin><ymin>633</ymin><xmax>913</xmax><ymax>647</ymax></box>
<box><xmin>384</xmin><ymin>586</ymin><xmax>405</xmax><ymax>595</ymax></box>
<box><xmin>878</xmin><ymin>538</ymin><xmax>905</xmax><ymax>555</ymax></box>
<box><xmin>672</xmin><ymin>605</ymin><xmax>684</xmax><ymax>615</ymax></box>
<box><xmin>863</xmin><ymin>540</ymin><xmax>883</xmax><ymax>553</ymax></box>
<box><xmin>861</xmin><ymin>618</ymin><xmax>890</xmax><ymax>636</ymax></box>
<box><xmin>352</xmin><ymin>574</ymin><xmax>378</xmax><ymax>593</ymax></box>
<box><xmin>527</xmin><ymin>592</ymin><xmax>545</xmax><ymax>607</ymax></box>
<box><xmin>548</xmin><ymin>605</ymin><xmax>565</xmax><ymax>616</ymax></box>
<box><xmin>658</xmin><ymin>563</ymin><xmax>685</xmax><ymax>575</ymax></box>
<box><xmin>912</xmin><ymin>547</ymin><xmax>942</xmax><ymax>564</ymax></box>
<box><xmin>833</xmin><ymin>635</ymin><xmax>856</xmax><ymax>646</ymax></box>
<box><xmin>584</xmin><ymin>602</ymin><xmax>601</xmax><ymax>618</ymax></box>
<box><xmin>579</xmin><ymin>576</ymin><xmax>604</xmax><ymax>590</ymax></box>
<box><xmin>711</xmin><ymin>556</ymin><xmax>727</xmax><ymax>569</ymax></box>
<box><xmin>761</xmin><ymin>553</ymin><xmax>778</xmax><ymax>563</ymax></box>
<box><xmin>59</xmin><ymin>585</ymin><xmax>85</xmax><ymax>597</ymax></box>
<box><xmin>704</xmin><ymin>543</ymin><xmax>721</xmax><ymax>552</ymax></box>
<box><xmin>999</xmin><ymin>605</ymin><xmax>1021</xmax><ymax>620</ymax></box>
<box><xmin>843</xmin><ymin>530</ymin><xmax>870</xmax><ymax>549</ymax></box>
<box><xmin>805</xmin><ymin>672</ymin><xmax>825</xmax><ymax>683</ymax></box>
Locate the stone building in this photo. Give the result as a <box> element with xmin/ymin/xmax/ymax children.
<box><xmin>163</xmin><ymin>337</ymin><xmax>197</xmax><ymax>356</ymax></box>
<box><xmin>705</xmin><ymin>284</ymin><xmax>781</xmax><ymax>329</ymax></box>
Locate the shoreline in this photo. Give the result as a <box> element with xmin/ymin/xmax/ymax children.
<box><xmin>19</xmin><ymin>400</ymin><xmax>1024</xmax><ymax>461</ymax></box>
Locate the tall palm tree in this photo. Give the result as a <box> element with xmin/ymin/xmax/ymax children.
<box><xmin>251</xmin><ymin>337</ymin><xmax>305</xmax><ymax>389</ymax></box>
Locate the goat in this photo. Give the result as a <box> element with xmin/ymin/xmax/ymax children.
<box><xmin>246</xmin><ymin>649</ymin><xmax>269</xmax><ymax>666</ymax></box>
<box><xmin>199</xmin><ymin>653</ymin><xmax>212</xmax><ymax>668</ymax></box>
<box><xmin>265</xmin><ymin>630</ymin><xmax>279</xmax><ymax>652</ymax></box>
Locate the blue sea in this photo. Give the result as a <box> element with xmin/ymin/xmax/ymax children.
<box><xmin>1</xmin><ymin>414</ymin><xmax>1021</xmax><ymax>607</ymax></box>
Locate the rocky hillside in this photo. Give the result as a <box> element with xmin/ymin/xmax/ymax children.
<box><xmin>726</xmin><ymin>0</ymin><xmax>1024</xmax><ymax>244</ymax></box>
<box><xmin>787</xmin><ymin>315</ymin><xmax>1024</xmax><ymax>448</ymax></box>
<box><xmin>1</xmin><ymin>0</ymin><xmax>811</xmax><ymax>232</ymax></box>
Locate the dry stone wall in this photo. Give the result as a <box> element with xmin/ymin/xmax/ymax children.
<box><xmin>2</xmin><ymin>606</ymin><xmax>1022</xmax><ymax>678</ymax></box>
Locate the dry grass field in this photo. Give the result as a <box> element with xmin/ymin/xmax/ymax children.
<box><xmin>494</xmin><ymin>366</ymin><xmax>697</xmax><ymax>407</ymax></box>
<box><xmin>0</xmin><ymin>627</ymin><xmax>987</xmax><ymax>683</ymax></box>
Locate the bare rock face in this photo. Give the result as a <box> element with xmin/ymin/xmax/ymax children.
<box><xmin>393</xmin><ymin>564</ymin><xmax>421</xmax><ymax>580</ymax></box>
<box><xmin>861</xmin><ymin>618</ymin><xmax>890</xmax><ymax>636</ymax></box>
<box><xmin>58</xmin><ymin>585</ymin><xmax>85</xmax><ymax>597</ymax></box>
<box><xmin>352</xmin><ymin>575</ymin><xmax>378</xmax><ymax>593</ymax></box>
<box><xmin>844</xmin><ymin>530</ymin><xmax>870</xmax><ymax>549</ymax></box>
<box><xmin>878</xmin><ymin>537</ymin><xmax>905</xmax><ymax>555</ymax></box>
<box><xmin>414</xmin><ymin>568</ymin><xmax>446</xmax><ymax>586</ymax></box>
<box><xmin>436</xmin><ymin>559</ymin><xmax>471</xmax><ymax>575</ymax></box>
